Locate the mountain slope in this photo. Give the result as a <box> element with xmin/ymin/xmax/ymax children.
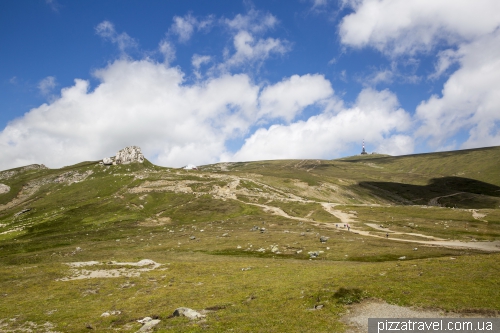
<box><xmin>0</xmin><ymin>146</ymin><xmax>499</xmax><ymax>332</ymax></box>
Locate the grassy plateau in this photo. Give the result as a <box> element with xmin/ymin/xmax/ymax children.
<box><xmin>0</xmin><ymin>146</ymin><xmax>499</xmax><ymax>332</ymax></box>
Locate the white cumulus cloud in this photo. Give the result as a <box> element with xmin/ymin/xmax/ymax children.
<box><xmin>416</xmin><ymin>30</ymin><xmax>500</xmax><ymax>149</ymax></box>
<box><xmin>339</xmin><ymin>0</ymin><xmax>500</xmax><ymax>56</ymax></box>
<box><xmin>340</xmin><ymin>0</ymin><xmax>500</xmax><ymax>151</ymax></box>
<box><xmin>0</xmin><ymin>60</ymin><xmax>338</xmax><ymax>170</ymax></box>
<box><xmin>219</xmin><ymin>30</ymin><xmax>290</xmax><ymax>71</ymax></box>
<box><xmin>231</xmin><ymin>88</ymin><xmax>413</xmax><ymax>161</ymax></box>
<box><xmin>258</xmin><ymin>74</ymin><xmax>333</xmax><ymax>122</ymax></box>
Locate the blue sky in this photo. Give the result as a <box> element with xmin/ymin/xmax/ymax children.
<box><xmin>1</xmin><ymin>0</ymin><xmax>500</xmax><ymax>169</ymax></box>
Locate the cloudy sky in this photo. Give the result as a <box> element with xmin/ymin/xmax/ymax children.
<box><xmin>1</xmin><ymin>0</ymin><xmax>499</xmax><ymax>170</ymax></box>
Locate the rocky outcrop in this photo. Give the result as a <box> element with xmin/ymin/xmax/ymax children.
<box><xmin>0</xmin><ymin>164</ymin><xmax>47</xmax><ymax>180</ymax></box>
<box><xmin>115</xmin><ymin>146</ymin><xmax>144</xmax><ymax>164</ymax></box>
<box><xmin>53</xmin><ymin>170</ymin><xmax>93</xmax><ymax>184</ymax></box>
<box><xmin>21</xmin><ymin>164</ymin><xmax>48</xmax><ymax>171</ymax></box>
<box><xmin>0</xmin><ymin>184</ymin><xmax>10</xmax><ymax>194</ymax></box>
<box><xmin>100</xmin><ymin>146</ymin><xmax>145</xmax><ymax>165</ymax></box>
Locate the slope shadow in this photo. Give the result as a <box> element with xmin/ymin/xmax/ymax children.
<box><xmin>359</xmin><ymin>176</ymin><xmax>500</xmax><ymax>208</ymax></box>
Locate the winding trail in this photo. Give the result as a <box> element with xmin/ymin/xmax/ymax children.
<box><xmin>318</xmin><ymin>203</ymin><xmax>500</xmax><ymax>252</ymax></box>
<box><xmin>427</xmin><ymin>192</ymin><xmax>464</xmax><ymax>206</ymax></box>
<box><xmin>127</xmin><ymin>171</ymin><xmax>500</xmax><ymax>253</ymax></box>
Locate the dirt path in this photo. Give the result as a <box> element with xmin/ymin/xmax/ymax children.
<box><xmin>364</xmin><ymin>223</ymin><xmax>444</xmax><ymax>240</ymax></box>
<box><xmin>318</xmin><ymin>204</ymin><xmax>500</xmax><ymax>252</ymax></box>
<box><xmin>127</xmin><ymin>172</ymin><xmax>500</xmax><ymax>253</ymax></box>
<box><xmin>428</xmin><ymin>192</ymin><xmax>464</xmax><ymax>206</ymax></box>
<box><xmin>243</xmin><ymin>202</ymin><xmax>312</xmax><ymax>222</ymax></box>
<box><xmin>321</xmin><ymin>203</ymin><xmax>357</xmax><ymax>224</ymax></box>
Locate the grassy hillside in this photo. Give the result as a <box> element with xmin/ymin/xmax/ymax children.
<box><xmin>0</xmin><ymin>146</ymin><xmax>499</xmax><ymax>332</ymax></box>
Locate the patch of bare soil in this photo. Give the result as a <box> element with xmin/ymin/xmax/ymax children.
<box><xmin>342</xmin><ymin>299</ymin><xmax>475</xmax><ymax>333</ymax></box>
<box><xmin>470</xmin><ymin>209</ymin><xmax>487</xmax><ymax>220</ymax></box>
<box><xmin>58</xmin><ymin>259</ymin><xmax>161</xmax><ymax>281</ymax></box>
<box><xmin>128</xmin><ymin>179</ymin><xmax>195</xmax><ymax>194</ymax></box>
<box><xmin>138</xmin><ymin>216</ymin><xmax>172</xmax><ymax>227</ymax></box>
<box><xmin>0</xmin><ymin>319</ymin><xmax>61</xmax><ymax>333</ymax></box>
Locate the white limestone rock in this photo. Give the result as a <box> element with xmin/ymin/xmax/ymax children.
<box><xmin>101</xmin><ymin>146</ymin><xmax>145</xmax><ymax>166</ymax></box>
<box><xmin>0</xmin><ymin>184</ymin><xmax>10</xmax><ymax>194</ymax></box>
<box><xmin>114</xmin><ymin>146</ymin><xmax>145</xmax><ymax>164</ymax></box>
<box><xmin>137</xmin><ymin>317</ymin><xmax>161</xmax><ymax>331</ymax></box>
<box><xmin>102</xmin><ymin>157</ymin><xmax>114</xmax><ymax>165</ymax></box>
<box><xmin>172</xmin><ymin>307</ymin><xmax>206</xmax><ymax>320</ymax></box>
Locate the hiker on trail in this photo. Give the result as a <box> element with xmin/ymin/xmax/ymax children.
<box><xmin>386</xmin><ymin>233</ymin><xmax>389</xmax><ymax>238</ymax></box>
<box><xmin>336</xmin><ymin>224</ymin><xmax>338</xmax><ymax>228</ymax></box>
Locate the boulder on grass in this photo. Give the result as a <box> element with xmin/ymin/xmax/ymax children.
<box><xmin>172</xmin><ymin>307</ymin><xmax>206</xmax><ymax>320</ymax></box>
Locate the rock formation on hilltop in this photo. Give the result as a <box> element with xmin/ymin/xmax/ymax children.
<box><xmin>101</xmin><ymin>146</ymin><xmax>145</xmax><ymax>165</ymax></box>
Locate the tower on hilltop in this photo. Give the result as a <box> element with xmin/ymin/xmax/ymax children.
<box><xmin>361</xmin><ymin>140</ymin><xmax>368</xmax><ymax>155</ymax></box>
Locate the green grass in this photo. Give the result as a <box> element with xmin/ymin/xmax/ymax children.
<box><xmin>1</xmin><ymin>146</ymin><xmax>500</xmax><ymax>332</ymax></box>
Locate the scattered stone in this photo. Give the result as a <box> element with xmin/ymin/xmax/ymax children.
<box><xmin>102</xmin><ymin>157</ymin><xmax>113</xmax><ymax>165</ymax></box>
<box><xmin>320</xmin><ymin>236</ymin><xmax>329</xmax><ymax>243</ymax></box>
<box><xmin>300</xmin><ymin>232</ymin><xmax>306</xmax><ymax>236</ymax></box>
<box><xmin>137</xmin><ymin>317</ymin><xmax>152</xmax><ymax>324</ymax></box>
<box><xmin>236</xmin><ymin>245</ymin><xmax>242</xmax><ymax>249</ymax></box>
<box><xmin>398</xmin><ymin>256</ymin><xmax>406</xmax><ymax>260</ymax></box>
<box><xmin>260</xmin><ymin>228</ymin><xmax>266</xmax><ymax>233</ymax></box>
<box><xmin>308</xmin><ymin>251</ymin><xmax>319</xmax><ymax>258</ymax></box>
<box><xmin>413</xmin><ymin>248</ymin><xmax>418</xmax><ymax>251</ymax></box>
<box><xmin>307</xmin><ymin>304</ymin><xmax>324</xmax><ymax>311</ymax></box>
<box><xmin>296</xmin><ymin>250</ymin><xmax>302</xmax><ymax>254</ymax></box>
<box><xmin>100</xmin><ymin>312</ymin><xmax>110</xmax><ymax>317</ymax></box>
<box><xmin>270</xmin><ymin>245</ymin><xmax>279</xmax><ymax>253</ymax></box>
<box><xmin>222</xmin><ymin>233</ymin><xmax>229</xmax><ymax>237</ymax></box>
<box><xmin>137</xmin><ymin>317</ymin><xmax>161</xmax><ymax>331</ymax></box>
<box><xmin>250</xmin><ymin>226</ymin><xmax>259</xmax><ymax>231</ymax></box>
<box><xmin>256</xmin><ymin>248</ymin><xmax>266</xmax><ymax>253</ymax></box>
<box><xmin>189</xmin><ymin>236</ymin><xmax>196</xmax><ymax>240</ymax></box>
<box><xmin>241</xmin><ymin>267</ymin><xmax>251</xmax><ymax>271</ymax></box>
<box><xmin>0</xmin><ymin>184</ymin><xmax>10</xmax><ymax>194</ymax></box>
<box><xmin>172</xmin><ymin>307</ymin><xmax>206</xmax><ymax>320</ymax></box>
